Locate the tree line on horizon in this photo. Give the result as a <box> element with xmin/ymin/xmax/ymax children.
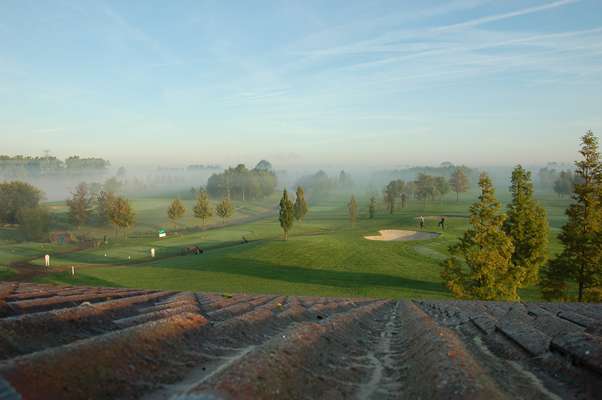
<box><xmin>382</xmin><ymin>167</ymin><xmax>470</xmax><ymax>213</ymax></box>
<box><xmin>0</xmin><ymin>155</ymin><xmax>110</xmax><ymax>178</ymax></box>
<box><xmin>206</xmin><ymin>160</ymin><xmax>277</xmax><ymax>201</ymax></box>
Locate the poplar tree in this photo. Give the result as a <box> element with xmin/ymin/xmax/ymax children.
<box><xmin>368</xmin><ymin>196</ymin><xmax>376</xmax><ymax>219</ymax></box>
<box><xmin>450</xmin><ymin>167</ymin><xmax>469</xmax><ymax>201</ymax></box>
<box><xmin>441</xmin><ymin>173</ymin><xmax>516</xmax><ymax>300</ymax></box>
<box><xmin>67</xmin><ymin>182</ymin><xmax>92</xmax><ymax>228</ymax></box>
<box><xmin>541</xmin><ymin>131</ymin><xmax>602</xmax><ymax>302</ymax></box>
<box><xmin>348</xmin><ymin>195</ymin><xmax>358</xmax><ymax>227</ymax></box>
<box><xmin>279</xmin><ymin>189</ymin><xmax>294</xmax><ymax>240</ymax></box>
<box><xmin>193</xmin><ymin>190</ymin><xmax>212</xmax><ymax>225</ymax></box>
<box><xmin>216</xmin><ymin>197</ymin><xmax>234</xmax><ymax>224</ymax></box>
<box><xmin>293</xmin><ymin>186</ymin><xmax>309</xmax><ymax>222</ymax></box>
<box><xmin>504</xmin><ymin>165</ymin><xmax>549</xmax><ymax>288</ymax></box>
<box><xmin>167</xmin><ymin>198</ymin><xmax>186</xmax><ymax>228</ymax></box>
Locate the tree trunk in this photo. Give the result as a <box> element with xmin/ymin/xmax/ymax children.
<box><xmin>578</xmin><ymin>265</ymin><xmax>584</xmax><ymax>302</ymax></box>
<box><xmin>283</xmin><ymin>230</ymin><xmax>288</xmax><ymax>241</ymax></box>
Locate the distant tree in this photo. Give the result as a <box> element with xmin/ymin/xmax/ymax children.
<box><xmin>414</xmin><ymin>174</ymin><xmax>438</xmax><ymax>203</ymax></box>
<box><xmin>441</xmin><ymin>173</ymin><xmax>516</xmax><ymax>300</ymax></box>
<box><xmin>66</xmin><ymin>182</ymin><xmax>92</xmax><ymax>228</ymax></box>
<box><xmin>293</xmin><ymin>186</ymin><xmax>309</xmax><ymax>222</ymax></box>
<box><xmin>348</xmin><ymin>195</ymin><xmax>358</xmax><ymax>227</ymax></box>
<box><xmin>96</xmin><ymin>191</ymin><xmax>116</xmax><ymax>226</ymax></box>
<box><xmin>553</xmin><ymin>170</ymin><xmax>574</xmax><ymax>198</ymax></box>
<box><xmin>215</xmin><ymin>197</ymin><xmax>234</xmax><ymax>224</ymax></box>
<box><xmin>116</xmin><ymin>166</ymin><xmax>127</xmax><ymax>179</ymax></box>
<box><xmin>504</xmin><ymin>165</ymin><xmax>549</xmax><ymax>290</ymax></box>
<box><xmin>434</xmin><ymin>176</ymin><xmax>450</xmax><ymax>200</ymax></box>
<box><xmin>88</xmin><ymin>182</ymin><xmax>103</xmax><ymax>199</ymax></box>
<box><xmin>384</xmin><ymin>180</ymin><xmax>404</xmax><ymax>214</ymax></box>
<box><xmin>278</xmin><ymin>189</ymin><xmax>294</xmax><ymax>240</ymax></box>
<box><xmin>449</xmin><ymin>168</ymin><xmax>469</xmax><ymax>201</ymax></box>
<box><xmin>190</xmin><ymin>187</ymin><xmax>197</xmax><ymax>199</ymax></box>
<box><xmin>254</xmin><ymin>160</ymin><xmax>273</xmax><ymax>172</ymax></box>
<box><xmin>368</xmin><ymin>196</ymin><xmax>376</xmax><ymax>219</ymax></box>
<box><xmin>167</xmin><ymin>198</ymin><xmax>186</xmax><ymax>228</ymax></box>
<box><xmin>538</xmin><ymin>167</ymin><xmax>559</xmax><ymax>189</ymax></box>
<box><xmin>109</xmin><ymin>197</ymin><xmax>135</xmax><ymax>239</ymax></box>
<box><xmin>540</xmin><ymin>131</ymin><xmax>602</xmax><ymax>302</ymax></box>
<box><xmin>0</xmin><ymin>181</ymin><xmax>43</xmax><ymax>224</ymax></box>
<box><xmin>103</xmin><ymin>177</ymin><xmax>122</xmax><ymax>194</ymax></box>
<box><xmin>338</xmin><ymin>171</ymin><xmax>354</xmax><ymax>189</ymax></box>
<box><xmin>193</xmin><ymin>190</ymin><xmax>212</xmax><ymax>226</ymax></box>
<box><xmin>207</xmin><ymin>163</ymin><xmax>277</xmax><ymax>200</ymax></box>
<box><xmin>17</xmin><ymin>207</ymin><xmax>49</xmax><ymax>241</ymax></box>
<box><xmin>295</xmin><ymin>170</ymin><xmax>335</xmax><ymax>198</ymax></box>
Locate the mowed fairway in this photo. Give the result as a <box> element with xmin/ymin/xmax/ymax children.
<box><xmin>30</xmin><ymin>191</ymin><xmax>569</xmax><ymax>300</ymax></box>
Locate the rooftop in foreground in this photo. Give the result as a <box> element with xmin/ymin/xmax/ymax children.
<box><xmin>0</xmin><ymin>282</ymin><xmax>600</xmax><ymax>399</ymax></box>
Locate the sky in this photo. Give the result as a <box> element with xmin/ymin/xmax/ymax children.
<box><xmin>1</xmin><ymin>0</ymin><xmax>601</xmax><ymax>168</ymax></box>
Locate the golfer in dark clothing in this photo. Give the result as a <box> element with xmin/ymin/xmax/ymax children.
<box><xmin>438</xmin><ymin>217</ymin><xmax>446</xmax><ymax>230</ymax></box>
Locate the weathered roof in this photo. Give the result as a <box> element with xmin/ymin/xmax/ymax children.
<box><xmin>0</xmin><ymin>282</ymin><xmax>600</xmax><ymax>399</ymax></box>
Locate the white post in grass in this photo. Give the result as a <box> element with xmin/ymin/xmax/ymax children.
<box><xmin>71</xmin><ymin>266</ymin><xmax>75</xmax><ymax>276</ymax></box>
<box><xmin>44</xmin><ymin>254</ymin><xmax>50</xmax><ymax>269</ymax></box>
<box><xmin>151</xmin><ymin>248</ymin><xmax>155</xmax><ymax>258</ymax></box>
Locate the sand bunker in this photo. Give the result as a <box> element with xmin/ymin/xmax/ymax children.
<box><xmin>364</xmin><ymin>229</ymin><xmax>440</xmax><ymax>242</ymax></box>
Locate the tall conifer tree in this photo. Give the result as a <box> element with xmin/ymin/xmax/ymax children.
<box><xmin>441</xmin><ymin>173</ymin><xmax>516</xmax><ymax>300</ymax></box>
<box><xmin>504</xmin><ymin>165</ymin><xmax>549</xmax><ymax>289</ymax></box>
<box><xmin>279</xmin><ymin>189</ymin><xmax>294</xmax><ymax>240</ymax></box>
<box><xmin>541</xmin><ymin>131</ymin><xmax>602</xmax><ymax>302</ymax></box>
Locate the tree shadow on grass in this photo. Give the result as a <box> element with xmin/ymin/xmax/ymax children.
<box><xmin>33</xmin><ymin>271</ymin><xmax>125</xmax><ymax>288</ymax></box>
<box><xmin>168</xmin><ymin>256</ymin><xmax>447</xmax><ymax>296</ymax></box>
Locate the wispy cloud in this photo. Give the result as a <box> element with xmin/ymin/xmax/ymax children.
<box><xmin>434</xmin><ymin>0</ymin><xmax>580</xmax><ymax>32</ymax></box>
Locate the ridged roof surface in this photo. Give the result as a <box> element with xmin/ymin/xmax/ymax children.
<box><xmin>0</xmin><ymin>282</ymin><xmax>600</xmax><ymax>399</ymax></box>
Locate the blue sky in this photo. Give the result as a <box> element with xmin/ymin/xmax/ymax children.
<box><xmin>1</xmin><ymin>0</ymin><xmax>601</xmax><ymax>167</ymax></box>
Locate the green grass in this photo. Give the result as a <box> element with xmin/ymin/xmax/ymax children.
<box><xmin>0</xmin><ymin>265</ymin><xmax>16</xmax><ymax>280</ymax></box>
<box><xmin>32</xmin><ymin>190</ymin><xmax>570</xmax><ymax>300</ymax></box>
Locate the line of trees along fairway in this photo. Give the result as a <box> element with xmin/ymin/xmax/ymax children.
<box><xmin>109</xmin><ymin>197</ymin><xmax>135</xmax><ymax>239</ymax></box>
<box><xmin>206</xmin><ymin>161</ymin><xmax>277</xmax><ymax>201</ymax></box>
<box><xmin>193</xmin><ymin>190</ymin><xmax>213</xmax><ymax>225</ymax></box>
<box><xmin>450</xmin><ymin>167</ymin><xmax>470</xmax><ymax>200</ymax></box>
<box><xmin>382</xmin><ymin>167</ymin><xmax>468</xmax><ymax>211</ymax></box>
<box><xmin>167</xmin><ymin>199</ymin><xmax>186</xmax><ymax>228</ymax></box>
<box><xmin>278</xmin><ymin>189</ymin><xmax>294</xmax><ymax>240</ymax></box>
<box><xmin>540</xmin><ymin>131</ymin><xmax>602</xmax><ymax>302</ymax></box>
<box><xmin>215</xmin><ymin>198</ymin><xmax>234</xmax><ymax>224</ymax></box>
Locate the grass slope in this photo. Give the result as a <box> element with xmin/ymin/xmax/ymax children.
<box><xmin>32</xmin><ymin>191</ymin><xmax>569</xmax><ymax>300</ymax></box>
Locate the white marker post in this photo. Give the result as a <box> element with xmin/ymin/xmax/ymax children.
<box><xmin>151</xmin><ymin>248</ymin><xmax>155</xmax><ymax>258</ymax></box>
<box><xmin>71</xmin><ymin>266</ymin><xmax>75</xmax><ymax>276</ymax></box>
<box><xmin>44</xmin><ymin>254</ymin><xmax>50</xmax><ymax>270</ymax></box>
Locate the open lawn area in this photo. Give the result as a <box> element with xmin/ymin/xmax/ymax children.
<box><xmin>22</xmin><ymin>191</ymin><xmax>570</xmax><ymax>300</ymax></box>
